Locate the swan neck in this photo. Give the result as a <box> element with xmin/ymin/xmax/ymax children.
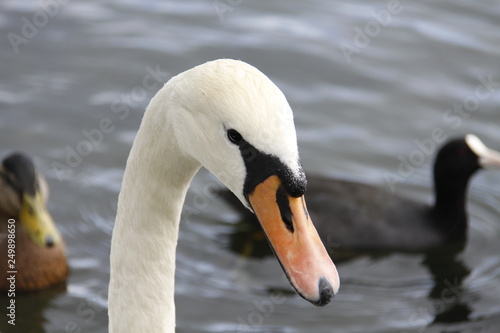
<box><xmin>108</xmin><ymin>97</ymin><xmax>199</xmax><ymax>333</ymax></box>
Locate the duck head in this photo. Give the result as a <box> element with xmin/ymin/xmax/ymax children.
<box><xmin>1</xmin><ymin>153</ymin><xmax>62</xmax><ymax>247</ymax></box>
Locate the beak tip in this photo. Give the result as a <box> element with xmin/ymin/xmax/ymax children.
<box><xmin>312</xmin><ymin>277</ymin><xmax>335</xmax><ymax>307</ymax></box>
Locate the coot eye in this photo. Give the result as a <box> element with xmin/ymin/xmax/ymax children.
<box><xmin>227</xmin><ymin>129</ymin><xmax>243</xmax><ymax>145</ymax></box>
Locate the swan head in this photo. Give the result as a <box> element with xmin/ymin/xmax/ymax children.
<box><xmin>164</xmin><ymin>59</ymin><xmax>339</xmax><ymax>305</ymax></box>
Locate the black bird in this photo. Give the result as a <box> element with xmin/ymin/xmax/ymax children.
<box><xmin>219</xmin><ymin>134</ymin><xmax>500</xmax><ymax>324</ymax></box>
<box><xmin>220</xmin><ymin>134</ymin><xmax>500</xmax><ymax>254</ymax></box>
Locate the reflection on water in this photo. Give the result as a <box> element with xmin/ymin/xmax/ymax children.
<box><xmin>0</xmin><ymin>285</ymin><xmax>67</xmax><ymax>333</ymax></box>
<box><xmin>1</xmin><ymin>0</ymin><xmax>500</xmax><ymax>332</ymax></box>
<box><xmin>221</xmin><ymin>197</ymin><xmax>473</xmax><ymax>322</ymax></box>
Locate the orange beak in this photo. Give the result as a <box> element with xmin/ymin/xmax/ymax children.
<box><xmin>248</xmin><ymin>175</ymin><xmax>339</xmax><ymax>306</ymax></box>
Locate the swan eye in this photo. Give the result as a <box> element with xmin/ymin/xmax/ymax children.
<box><xmin>227</xmin><ymin>129</ymin><xmax>243</xmax><ymax>145</ymax></box>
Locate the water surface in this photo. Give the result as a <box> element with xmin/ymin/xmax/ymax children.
<box><xmin>0</xmin><ymin>0</ymin><xmax>499</xmax><ymax>332</ymax></box>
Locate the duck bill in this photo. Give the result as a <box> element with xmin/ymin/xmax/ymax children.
<box><xmin>248</xmin><ymin>175</ymin><xmax>339</xmax><ymax>306</ymax></box>
<box><xmin>19</xmin><ymin>192</ymin><xmax>62</xmax><ymax>247</ymax></box>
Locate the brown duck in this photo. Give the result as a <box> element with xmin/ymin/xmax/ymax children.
<box><xmin>0</xmin><ymin>153</ymin><xmax>68</xmax><ymax>291</ymax></box>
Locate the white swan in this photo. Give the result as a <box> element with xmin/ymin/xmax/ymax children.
<box><xmin>108</xmin><ymin>59</ymin><xmax>340</xmax><ymax>332</ymax></box>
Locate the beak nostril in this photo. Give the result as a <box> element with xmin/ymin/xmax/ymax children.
<box><xmin>276</xmin><ymin>185</ymin><xmax>294</xmax><ymax>232</ymax></box>
<box><xmin>45</xmin><ymin>236</ymin><xmax>55</xmax><ymax>248</ymax></box>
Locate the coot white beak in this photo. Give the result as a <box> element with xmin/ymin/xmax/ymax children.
<box><xmin>466</xmin><ymin>134</ymin><xmax>500</xmax><ymax>168</ymax></box>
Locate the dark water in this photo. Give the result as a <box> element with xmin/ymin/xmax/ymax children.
<box><xmin>1</xmin><ymin>0</ymin><xmax>499</xmax><ymax>332</ymax></box>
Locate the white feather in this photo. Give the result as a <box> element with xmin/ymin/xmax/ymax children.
<box><xmin>108</xmin><ymin>59</ymin><xmax>301</xmax><ymax>333</ymax></box>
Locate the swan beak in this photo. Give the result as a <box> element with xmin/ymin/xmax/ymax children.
<box><xmin>19</xmin><ymin>192</ymin><xmax>62</xmax><ymax>247</ymax></box>
<box><xmin>248</xmin><ymin>175</ymin><xmax>339</xmax><ymax>306</ymax></box>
